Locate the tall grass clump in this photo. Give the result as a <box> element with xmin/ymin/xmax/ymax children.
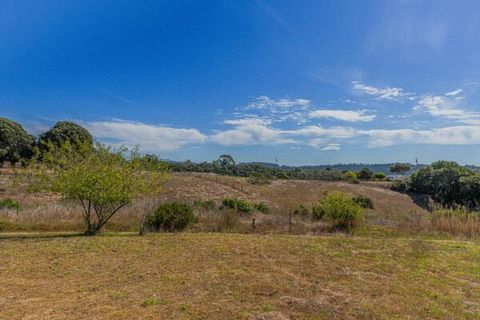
<box><xmin>430</xmin><ymin>207</ymin><xmax>480</xmax><ymax>237</ymax></box>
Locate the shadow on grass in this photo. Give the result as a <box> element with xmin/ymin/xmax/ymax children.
<box><xmin>0</xmin><ymin>231</ymin><xmax>139</xmax><ymax>241</ymax></box>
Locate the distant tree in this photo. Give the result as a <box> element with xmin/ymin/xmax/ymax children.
<box><xmin>389</xmin><ymin>163</ymin><xmax>411</xmax><ymax>175</ymax></box>
<box><xmin>38</xmin><ymin>121</ymin><xmax>93</xmax><ymax>151</ymax></box>
<box><xmin>357</xmin><ymin>167</ymin><xmax>373</xmax><ymax>180</ymax></box>
<box><xmin>27</xmin><ymin>142</ymin><xmax>168</xmax><ymax>235</ymax></box>
<box><xmin>0</xmin><ymin>118</ymin><xmax>35</xmax><ymax>164</ymax></box>
<box><xmin>218</xmin><ymin>154</ymin><xmax>235</xmax><ymax>166</ymax></box>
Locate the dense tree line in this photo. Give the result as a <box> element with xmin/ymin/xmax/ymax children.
<box><xmin>394</xmin><ymin>161</ymin><xmax>480</xmax><ymax>209</ymax></box>
<box><xmin>169</xmin><ymin>156</ymin><xmax>389</xmax><ymax>182</ymax></box>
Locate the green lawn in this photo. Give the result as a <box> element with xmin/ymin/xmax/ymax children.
<box><xmin>0</xmin><ymin>233</ymin><xmax>479</xmax><ymax>319</ymax></box>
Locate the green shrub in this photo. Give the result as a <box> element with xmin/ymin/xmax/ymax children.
<box><xmin>0</xmin><ymin>198</ymin><xmax>20</xmax><ymax>211</ymax></box>
<box><xmin>314</xmin><ymin>192</ymin><xmax>362</xmax><ymax>230</ymax></box>
<box><xmin>247</xmin><ymin>174</ymin><xmax>272</xmax><ymax>185</ymax></box>
<box><xmin>391</xmin><ymin>179</ymin><xmax>409</xmax><ymax>192</ymax></box>
<box><xmin>343</xmin><ymin>171</ymin><xmax>359</xmax><ymax>184</ymax></box>
<box><xmin>311</xmin><ymin>205</ymin><xmax>326</xmax><ymax>220</ymax></box>
<box><xmin>193</xmin><ymin>199</ymin><xmax>216</xmax><ymax>210</ymax></box>
<box><xmin>222</xmin><ymin>198</ymin><xmax>253</xmax><ymax>215</ymax></box>
<box><xmin>254</xmin><ymin>202</ymin><xmax>271</xmax><ymax>214</ymax></box>
<box><xmin>276</xmin><ymin>171</ymin><xmax>289</xmax><ymax>179</ymax></box>
<box><xmin>352</xmin><ymin>195</ymin><xmax>374</xmax><ymax>209</ymax></box>
<box><xmin>373</xmin><ymin>172</ymin><xmax>386</xmax><ymax>180</ymax></box>
<box><xmin>145</xmin><ymin>203</ymin><xmax>195</xmax><ymax>232</ymax></box>
<box><xmin>358</xmin><ymin>167</ymin><xmax>373</xmax><ymax>180</ymax></box>
<box><xmin>293</xmin><ymin>204</ymin><xmax>310</xmax><ymax>216</ymax></box>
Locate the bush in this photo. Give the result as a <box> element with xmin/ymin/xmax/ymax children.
<box><xmin>311</xmin><ymin>205</ymin><xmax>326</xmax><ymax>220</ymax></box>
<box><xmin>0</xmin><ymin>198</ymin><xmax>20</xmax><ymax>211</ymax></box>
<box><xmin>357</xmin><ymin>167</ymin><xmax>373</xmax><ymax>180</ymax></box>
<box><xmin>193</xmin><ymin>199</ymin><xmax>216</xmax><ymax>210</ymax></box>
<box><xmin>373</xmin><ymin>172</ymin><xmax>386</xmax><ymax>180</ymax></box>
<box><xmin>145</xmin><ymin>203</ymin><xmax>195</xmax><ymax>232</ymax></box>
<box><xmin>293</xmin><ymin>204</ymin><xmax>310</xmax><ymax>216</ymax></box>
<box><xmin>314</xmin><ymin>192</ymin><xmax>362</xmax><ymax>230</ymax></box>
<box><xmin>247</xmin><ymin>174</ymin><xmax>272</xmax><ymax>185</ymax></box>
<box><xmin>254</xmin><ymin>202</ymin><xmax>271</xmax><ymax>214</ymax></box>
<box><xmin>343</xmin><ymin>171</ymin><xmax>359</xmax><ymax>184</ymax></box>
<box><xmin>222</xmin><ymin>198</ymin><xmax>253</xmax><ymax>215</ymax></box>
<box><xmin>352</xmin><ymin>195</ymin><xmax>374</xmax><ymax>209</ymax></box>
<box><xmin>391</xmin><ymin>179</ymin><xmax>409</xmax><ymax>192</ymax></box>
<box><xmin>276</xmin><ymin>171</ymin><xmax>289</xmax><ymax>179</ymax></box>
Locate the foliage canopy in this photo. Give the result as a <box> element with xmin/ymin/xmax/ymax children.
<box><xmin>0</xmin><ymin>118</ymin><xmax>35</xmax><ymax>163</ymax></box>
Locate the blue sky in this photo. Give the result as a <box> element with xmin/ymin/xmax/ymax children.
<box><xmin>3</xmin><ymin>0</ymin><xmax>480</xmax><ymax>165</ymax></box>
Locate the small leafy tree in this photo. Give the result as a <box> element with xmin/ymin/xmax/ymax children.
<box><xmin>389</xmin><ymin>163</ymin><xmax>411</xmax><ymax>175</ymax></box>
<box><xmin>27</xmin><ymin>142</ymin><xmax>168</xmax><ymax>235</ymax></box>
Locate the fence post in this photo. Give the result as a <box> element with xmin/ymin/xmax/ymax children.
<box><xmin>289</xmin><ymin>211</ymin><xmax>292</xmax><ymax>233</ymax></box>
<box><xmin>252</xmin><ymin>218</ymin><xmax>256</xmax><ymax>232</ymax></box>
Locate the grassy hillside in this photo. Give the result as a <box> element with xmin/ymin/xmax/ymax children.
<box><xmin>1</xmin><ymin>233</ymin><xmax>479</xmax><ymax>319</ymax></box>
<box><xmin>0</xmin><ymin>171</ymin><xmax>427</xmax><ymax>233</ymax></box>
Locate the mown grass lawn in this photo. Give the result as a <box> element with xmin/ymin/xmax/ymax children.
<box><xmin>0</xmin><ymin>233</ymin><xmax>479</xmax><ymax>319</ymax></box>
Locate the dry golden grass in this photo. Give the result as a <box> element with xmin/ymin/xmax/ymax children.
<box><xmin>0</xmin><ymin>233</ymin><xmax>479</xmax><ymax>319</ymax></box>
<box><xmin>430</xmin><ymin>208</ymin><xmax>480</xmax><ymax>237</ymax></box>
<box><xmin>0</xmin><ymin>170</ymin><xmax>470</xmax><ymax>236</ymax></box>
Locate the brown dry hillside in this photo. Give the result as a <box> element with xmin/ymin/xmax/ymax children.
<box><xmin>160</xmin><ymin>173</ymin><xmax>427</xmax><ymax>226</ymax></box>
<box><xmin>0</xmin><ymin>171</ymin><xmax>427</xmax><ymax>232</ymax></box>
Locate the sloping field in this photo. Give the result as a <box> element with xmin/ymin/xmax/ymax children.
<box><xmin>160</xmin><ymin>173</ymin><xmax>427</xmax><ymax>226</ymax></box>
<box><xmin>0</xmin><ymin>171</ymin><xmax>428</xmax><ymax>232</ymax></box>
<box><xmin>0</xmin><ymin>233</ymin><xmax>478</xmax><ymax>319</ymax></box>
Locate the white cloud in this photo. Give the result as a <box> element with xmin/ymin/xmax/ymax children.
<box><xmin>290</xmin><ymin>125</ymin><xmax>359</xmax><ymax>139</ymax></box>
<box><xmin>352</xmin><ymin>81</ymin><xmax>408</xmax><ymax>101</ymax></box>
<box><xmin>86</xmin><ymin>119</ymin><xmax>207</xmax><ymax>152</ymax></box>
<box><xmin>309</xmin><ymin>109</ymin><xmax>376</xmax><ymax>122</ymax></box>
<box><xmin>445</xmin><ymin>89</ymin><xmax>463</xmax><ymax>96</ymax></box>
<box><xmin>362</xmin><ymin>126</ymin><xmax>480</xmax><ymax>147</ymax></box>
<box><xmin>245</xmin><ymin>96</ymin><xmax>311</xmax><ymax>110</ymax></box>
<box><xmin>321</xmin><ymin>143</ymin><xmax>341</xmax><ymax>151</ymax></box>
<box><xmin>413</xmin><ymin>92</ymin><xmax>480</xmax><ymax>124</ymax></box>
<box><xmin>210</xmin><ymin>117</ymin><xmax>295</xmax><ymax>146</ymax></box>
